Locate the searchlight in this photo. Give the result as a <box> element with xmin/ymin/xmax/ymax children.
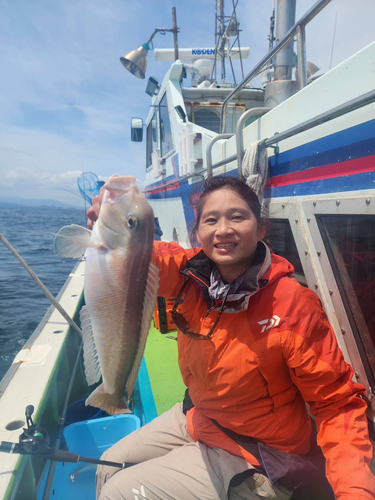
<box><xmin>120</xmin><ymin>7</ymin><xmax>179</xmax><ymax>79</ymax></box>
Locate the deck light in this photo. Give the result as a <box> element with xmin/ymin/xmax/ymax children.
<box><xmin>145</xmin><ymin>76</ymin><xmax>160</xmax><ymax>96</ymax></box>
<box><xmin>175</xmin><ymin>105</ymin><xmax>187</xmax><ymax>122</ymax></box>
<box><xmin>120</xmin><ymin>7</ymin><xmax>179</xmax><ymax>80</ymax></box>
<box><xmin>120</xmin><ymin>44</ymin><xmax>150</xmax><ymax>80</ymax></box>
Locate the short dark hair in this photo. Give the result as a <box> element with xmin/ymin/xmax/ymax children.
<box><xmin>189</xmin><ymin>176</ymin><xmax>264</xmax><ymax>247</ymax></box>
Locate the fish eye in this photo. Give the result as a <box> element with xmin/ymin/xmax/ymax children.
<box><xmin>127</xmin><ymin>214</ymin><xmax>138</xmax><ymax>229</ymax></box>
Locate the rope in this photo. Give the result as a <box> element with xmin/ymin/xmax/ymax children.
<box><xmin>242</xmin><ymin>141</ymin><xmax>268</xmax><ymax>205</ymax></box>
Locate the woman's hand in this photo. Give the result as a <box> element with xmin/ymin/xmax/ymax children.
<box><xmin>87</xmin><ymin>186</ymin><xmax>105</xmax><ymax>229</ymax></box>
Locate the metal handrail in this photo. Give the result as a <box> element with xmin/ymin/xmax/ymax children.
<box><xmin>220</xmin><ymin>0</ymin><xmax>332</xmax><ymax>132</ymax></box>
<box><xmin>206</xmin><ymin>133</ymin><xmax>234</xmax><ymax>177</ymax></box>
<box><xmin>206</xmin><ymin>89</ymin><xmax>375</xmax><ymax>179</ymax></box>
<box><xmin>261</xmin><ymin>89</ymin><xmax>375</xmax><ymax>149</ymax></box>
<box><xmin>296</xmin><ymin>25</ymin><xmax>307</xmax><ymax>89</ymax></box>
<box><xmin>236</xmin><ymin>107</ymin><xmax>271</xmax><ymax>177</ymax></box>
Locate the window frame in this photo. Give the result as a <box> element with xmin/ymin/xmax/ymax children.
<box><xmin>158</xmin><ymin>91</ymin><xmax>174</xmax><ymax>158</ymax></box>
<box><xmin>302</xmin><ymin>194</ymin><xmax>375</xmax><ymax>397</ymax></box>
<box><xmin>267</xmin><ymin>197</ymin><xmax>374</xmax><ymax>401</ymax></box>
<box><xmin>316</xmin><ymin>213</ymin><xmax>375</xmax><ymax>388</ymax></box>
<box><xmin>145</xmin><ymin>109</ymin><xmax>158</xmax><ymax>172</ymax></box>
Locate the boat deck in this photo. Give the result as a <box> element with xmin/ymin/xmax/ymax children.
<box><xmin>144</xmin><ymin>326</ymin><xmax>185</xmax><ymax>416</ymax></box>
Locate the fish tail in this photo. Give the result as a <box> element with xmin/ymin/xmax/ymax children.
<box><xmin>85</xmin><ymin>383</ymin><xmax>131</xmax><ymax>415</ymax></box>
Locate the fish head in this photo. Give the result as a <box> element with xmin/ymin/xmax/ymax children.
<box><xmin>96</xmin><ymin>175</ymin><xmax>155</xmax><ymax>249</ymax></box>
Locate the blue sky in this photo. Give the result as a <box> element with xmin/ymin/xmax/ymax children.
<box><xmin>1</xmin><ymin>0</ymin><xmax>374</xmax><ymax>207</ymax></box>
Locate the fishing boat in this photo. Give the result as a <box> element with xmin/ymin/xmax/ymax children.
<box><xmin>0</xmin><ymin>0</ymin><xmax>374</xmax><ymax>498</ymax></box>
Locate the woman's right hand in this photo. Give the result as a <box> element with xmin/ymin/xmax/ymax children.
<box><xmin>87</xmin><ymin>186</ymin><xmax>105</xmax><ymax>230</ymax></box>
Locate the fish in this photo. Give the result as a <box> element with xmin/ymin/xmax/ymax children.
<box><xmin>54</xmin><ymin>175</ymin><xmax>159</xmax><ymax>415</ymax></box>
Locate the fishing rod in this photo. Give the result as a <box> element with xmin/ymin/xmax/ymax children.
<box><xmin>0</xmin><ymin>405</ymin><xmax>135</xmax><ymax>470</ymax></box>
<box><xmin>42</xmin><ymin>341</ymin><xmax>84</xmax><ymax>500</ymax></box>
<box><xmin>0</xmin><ymin>233</ymin><xmax>82</xmax><ymax>338</ymax></box>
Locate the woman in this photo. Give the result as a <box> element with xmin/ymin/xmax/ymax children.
<box><xmin>88</xmin><ymin>176</ymin><xmax>374</xmax><ymax>500</ymax></box>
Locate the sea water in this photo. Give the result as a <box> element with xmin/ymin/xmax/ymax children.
<box><xmin>0</xmin><ymin>205</ymin><xmax>86</xmax><ymax>381</ymax></box>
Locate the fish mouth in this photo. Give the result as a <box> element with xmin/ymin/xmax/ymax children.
<box><xmin>104</xmin><ymin>175</ymin><xmax>136</xmax><ymax>193</ymax></box>
<box><xmin>103</xmin><ymin>176</ymin><xmax>137</xmax><ymax>203</ymax></box>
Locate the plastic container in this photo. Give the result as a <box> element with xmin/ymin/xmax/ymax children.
<box><xmin>37</xmin><ymin>414</ymin><xmax>141</xmax><ymax>500</ymax></box>
<box><xmin>64</xmin><ymin>413</ymin><xmax>141</xmax><ymax>457</ymax></box>
<box><xmin>65</xmin><ymin>398</ymin><xmax>103</xmax><ymax>425</ymax></box>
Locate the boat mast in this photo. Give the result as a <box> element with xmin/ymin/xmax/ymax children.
<box><xmin>219</xmin><ymin>0</ymin><xmax>225</xmax><ymax>82</ymax></box>
<box><xmin>274</xmin><ymin>0</ymin><xmax>296</xmax><ymax>81</ymax></box>
<box><xmin>213</xmin><ymin>0</ymin><xmax>243</xmax><ymax>84</ymax></box>
<box><xmin>268</xmin><ymin>0</ymin><xmax>276</xmax><ymax>52</ymax></box>
<box><xmin>172</xmin><ymin>7</ymin><xmax>179</xmax><ymax>61</ymax></box>
<box><xmin>265</xmin><ymin>0</ymin><xmax>297</xmax><ymax>107</ymax></box>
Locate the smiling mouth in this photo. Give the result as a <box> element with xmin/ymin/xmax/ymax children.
<box><xmin>215</xmin><ymin>243</ymin><xmax>237</xmax><ymax>249</ymax></box>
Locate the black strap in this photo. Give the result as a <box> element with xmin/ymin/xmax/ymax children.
<box><xmin>183</xmin><ymin>389</ymin><xmax>261</xmax><ymax>461</ymax></box>
<box><xmin>182</xmin><ymin>390</ymin><xmax>266</xmax><ymax>486</ymax></box>
<box><xmin>182</xmin><ymin>389</ymin><xmax>194</xmax><ymax>415</ymax></box>
<box><xmin>229</xmin><ymin>469</ymin><xmax>259</xmax><ymax>488</ymax></box>
<box><xmin>210</xmin><ymin>418</ymin><xmax>262</xmax><ymax>462</ymax></box>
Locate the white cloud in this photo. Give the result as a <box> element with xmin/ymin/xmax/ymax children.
<box><xmin>2</xmin><ymin>166</ymin><xmax>81</xmax><ymax>189</ymax></box>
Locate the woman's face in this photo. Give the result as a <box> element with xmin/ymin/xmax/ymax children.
<box><xmin>197</xmin><ymin>187</ymin><xmax>265</xmax><ymax>281</ymax></box>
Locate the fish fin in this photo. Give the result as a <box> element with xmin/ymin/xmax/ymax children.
<box><xmin>54</xmin><ymin>224</ymin><xmax>95</xmax><ymax>258</ymax></box>
<box><xmin>126</xmin><ymin>262</ymin><xmax>160</xmax><ymax>399</ymax></box>
<box><xmin>80</xmin><ymin>305</ymin><xmax>102</xmax><ymax>385</ymax></box>
<box><xmin>86</xmin><ymin>384</ymin><xmax>131</xmax><ymax>415</ymax></box>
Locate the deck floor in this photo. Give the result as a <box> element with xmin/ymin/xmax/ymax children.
<box><xmin>144</xmin><ymin>326</ymin><xmax>186</xmax><ymax>415</ymax></box>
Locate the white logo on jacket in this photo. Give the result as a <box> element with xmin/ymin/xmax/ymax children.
<box><xmin>132</xmin><ymin>485</ymin><xmax>148</xmax><ymax>500</ymax></box>
<box><xmin>258</xmin><ymin>315</ymin><xmax>280</xmax><ymax>333</ymax></box>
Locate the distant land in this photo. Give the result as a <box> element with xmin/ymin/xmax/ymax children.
<box><xmin>0</xmin><ymin>197</ymin><xmax>82</xmax><ymax>208</ymax></box>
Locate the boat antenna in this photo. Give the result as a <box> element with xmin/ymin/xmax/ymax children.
<box><xmin>268</xmin><ymin>0</ymin><xmax>276</xmax><ymax>52</ymax></box>
<box><xmin>329</xmin><ymin>11</ymin><xmax>338</xmax><ymax>70</ymax></box>
<box><xmin>219</xmin><ymin>0</ymin><xmax>226</xmax><ymax>82</ymax></box>
<box><xmin>211</xmin><ymin>0</ymin><xmax>244</xmax><ymax>84</ymax></box>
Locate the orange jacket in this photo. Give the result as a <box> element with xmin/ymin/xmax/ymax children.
<box><xmin>152</xmin><ymin>240</ymin><xmax>375</xmax><ymax>500</ymax></box>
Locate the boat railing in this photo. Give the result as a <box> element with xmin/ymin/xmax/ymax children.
<box><xmin>207</xmin><ymin>108</ymin><xmax>271</xmax><ymax>177</ymax></box>
<box><xmin>146</xmin><ymin>89</ymin><xmax>375</xmax><ymax>192</ymax></box>
<box><xmin>236</xmin><ymin>107</ymin><xmax>271</xmax><ymax>175</ymax></box>
<box><xmin>206</xmin><ymin>133</ymin><xmax>234</xmax><ymax>178</ymax></box>
<box><xmin>220</xmin><ymin>0</ymin><xmax>333</xmax><ymax>133</ymax></box>
<box><xmin>207</xmin><ymin>89</ymin><xmax>375</xmax><ymax>178</ymax></box>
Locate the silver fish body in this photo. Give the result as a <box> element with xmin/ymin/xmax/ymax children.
<box><xmin>55</xmin><ymin>175</ymin><xmax>159</xmax><ymax>415</ymax></box>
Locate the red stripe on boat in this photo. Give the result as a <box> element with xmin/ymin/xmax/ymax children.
<box><xmin>266</xmin><ymin>154</ymin><xmax>375</xmax><ymax>188</ymax></box>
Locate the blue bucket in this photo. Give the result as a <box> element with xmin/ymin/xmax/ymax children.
<box><xmin>65</xmin><ymin>398</ymin><xmax>103</xmax><ymax>425</ymax></box>
<box><xmin>64</xmin><ymin>413</ymin><xmax>141</xmax><ymax>457</ymax></box>
<box><xmin>37</xmin><ymin>414</ymin><xmax>141</xmax><ymax>500</ymax></box>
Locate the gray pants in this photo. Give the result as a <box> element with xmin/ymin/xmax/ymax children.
<box><xmin>97</xmin><ymin>403</ymin><xmax>292</xmax><ymax>500</ymax></box>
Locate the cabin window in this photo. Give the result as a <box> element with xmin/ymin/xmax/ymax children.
<box><xmin>224</xmin><ymin>105</ymin><xmax>246</xmax><ymax>133</ymax></box>
<box><xmin>318</xmin><ymin>215</ymin><xmax>375</xmax><ymax>378</ymax></box>
<box><xmin>194</xmin><ymin>107</ymin><xmax>221</xmax><ymax>133</ymax></box>
<box><xmin>185</xmin><ymin>103</ymin><xmax>192</xmax><ymax>122</ymax></box>
<box><xmin>146</xmin><ymin>112</ymin><xmax>158</xmax><ymax>168</ymax></box>
<box><xmin>184</xmin><ymin>102</ymin><xmax>246</xmax><ymax>134</ymax></box>
<box><xmin>266</xmin><ymin>219</ymin><xmax>306</xmax><ymax>286</ymax></box>
<box><xmin>159</xmin><ymin>93</ymin><xmax>173</xmax><ymax>157</ymax></box>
